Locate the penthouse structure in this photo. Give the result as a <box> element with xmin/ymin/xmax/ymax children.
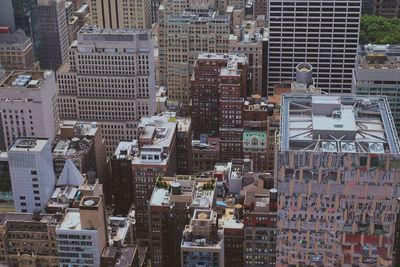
<box><xmin>181</xmin><ymin>209</ymin><xmax>224</xmax><ymax>267</ymax></box>
<box><xmin>229</xmin><ymin>21</ymin><xmax>268</xmax><ymax>95</ymax></box>
<box><xmin>267</xmin><ymin>0</ymin><xmax>361</xmax><ymax>94</ymax></box>
<box><xmin>0</xmin><ymin>211</ymin><xmax>61</xmax><ymax>267</ymax></box>
<box><xmin>149</xmin><ymin>175</ymin><xmax>216</xmax><ymax>267</ymax></box>
<box><xmin>0</xmin><ymin>32</ymin><xmax>37</xmax><ymax>72</ymax></box>
<box><xmin>0</xmin><ymin>71</ymin><xmax>57</xmax><ymax>151</ymax></box>
<box><xmin>8</xmin><ymin>138</ymin><xmax>56</xmax><ymax>213</ymax></box>
<box><xmin>159</xmin><ymin>9</ymin><xmax>230</xmax><ymax>107</ymax></box>
<box><xmin>131</xmin><ymin>113</ymin><xmax>177</xmax><ymax>242</ymax></box>
<box><xmin>57</xmin><ymin>26</ymin><xmax>156</xmax><ymax>155</ymax></box>
<box><xmin>276</xmin><ymin>95</ymin><xmax>400</xmax><ymax>266</ymax></box>
<box><xmin>352</xmin><ymin>44</ymin><xmax>400</xmax><ymax>129</ymax></box>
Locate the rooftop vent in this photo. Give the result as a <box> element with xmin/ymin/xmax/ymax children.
<box><xmin>369</xmin><ymin>142</ymin><xmax>385</xmax><ymax>154</ymax></box>
<box><xmin>340</xmin><ymin>142</ymin><xmax>356</xmax><ymax>153</ymax></box>
<box><xmin>322</xmin><ymin>141</ymin><xmax>337</xmax><ymax>152</ymax></box>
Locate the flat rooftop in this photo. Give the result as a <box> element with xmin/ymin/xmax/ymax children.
<box><xmin>113</xmin><ymin>140</ymin><xmax>137</xmax><ymax>160</ymax></box>
<box><xmin>0</xmin><ymin>71</ymin><xmax>52</xmax><ymax>89</ymax></box>
<box><xmin>9</xmin><ymin>138</ymin><xmax>49</xmax><ymax>152</ymax></box>
<box><xmin>57</xmin><ymin>208</ymin><xmax>82</xmax><ymax>231</ymax></box>
<box><xmin>357</xmin><ymin>44</ymin><xmax>400</xmax><ymax>70</ymax></box>
<box><xmin>79</xmin><ymin>25</ymin><xmax>151</xmax><ymax>36</ymax></box>
<box><xmin>0</xmin><ymin>32</ymin><xmax>31</xmax><ymax>47</ymax></box>
<box><xmin>280</xmin><ymin>95</ymin><xmax>400</xmax><ymax>154</ymax></box>
<box><xmin>0</xmin><ymin>212</ymin><xmax>60</xmax><ymax>225</ymax></box>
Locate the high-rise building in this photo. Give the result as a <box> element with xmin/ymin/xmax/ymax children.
<box><xmin>159</xmin><ymin>8</ymin><xmax>230</xmax><ymax>107</ymax></box>
<box><xmin>110</xmin><ymin>140</ymin><xmax>136</xmax><ymax>215</ymax></box>
<box><xmin>176</xmin><ymin>117</ymin><xmax>192</xmax><ymax>175</ymax></box>
<box><xmin>192</xmin><ymin>136</ymin><xmax>220</xmax><ymax>173</ymax></box>
<box><xmin>0</xmin><ymin>70</ymin><xmax>57</xmax><ymax>151</ymax></box>
<box><xmin>0</xmin><ymin>0</ymin><xmax>16</xmax><ymax>30</ymax></box>
<box><xmin>0</xmin><ymin>32</ymin><xmax>37</xmax><ymax>72</ymax></box>
<box><xmin>276</xmin><ymin>94</ymin><xmax>400</xmax><ymax>266</ymax></box>
<box><xmin>372</xmin><ymin>0</ymin><xmax>400</xmax><ymax>17</ymax></box>
<box><xmin>149</xmin><ymin>175</ymin><xmax>216</xmax><ymax>267</ymax></box>
<box><xmin>8</xmin><ymin>138</ymin><xmax>56</xmax><ymax>213</ymax></box>
<box><xmin>30</xmin><ymin>0</ymin><xmax>69</xmax><ymax>71</ymax></box>
<box><xmin>253</xmin><ymin>0</ymin><xmax>268</xmax><ymax>19</ymax></box>
<box><xmin>52</xmin><ymin>120</ymin><xmax>109</xmax><ymax>192</ymax></box>
<box><xmin>181</xmin><ymin>209</ymin><xmax>224</xmax><ymax>267</ymax></box>
<box><xmin>352</xmin><ymin>44</ymin><xmax>400</xmax><ymax>129</ymax></box>
<box><xmin>131</xmin><ymin>113</ymin><xmax>177</xmax><ymax>242</ymax></box>
<box><xmin>151</xmin><ymin>0</ymin><xmax>161</xmax><ymax>24</ymax></box>
<box><xmin>57</xmin><ymin>26</ymin><xmax>156</xmax><ymax>155</ymax></box>
<box><xmin>229</xmin><ymin>21</ymin><xmax>268</xmax><ymax>96</ymax></box>
<box><xmin>87</xmin><ymin>0</ymin><xmax>151</xmax><ymax>29</ymax></box>
<box><xmin>56</xmin><ymin>196</ymin><xmax>107</xmax><ymax>267</ymax></box>
<box><xmin>267</xmin><ymin>0</ymin><xmax>361</xmax><ymax>95</ymax></box>
<box><xmin>0</xmin><ymin>211</ymin><xmax>61</xmax><ymax>266</ymax></box>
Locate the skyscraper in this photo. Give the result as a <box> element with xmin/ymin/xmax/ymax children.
<box><xmin>87</xmin><ymin>0</ymin><xmax>152</xmax><ymax>29</ymax></box>
<box><xmin>8</xmin><ymin>138</ymin><xmax>56</xmax><ymax>213</ymax></box>
<box><xmin>276</xmin><ymin>94</ymin><xmax>400</xmax><ymax>266</ymax></box>
<box><xmin>30</xmin><ymin>0</ymin><xmax>69</xmax><ymax>71</ymax></box>
<box><xmin>267</xmin><ymin>0</ymin><xmax>361</xmax><ymax>94</ymax></box>
<box><xmin>0</xmin><ymin>0</ymin><xmax>16</xmax><ymax>30</ymax></box>
<box><xmin>57</xmin><ymin>26</ymin><xmax>156</xmax><ymax>155</ymax></box>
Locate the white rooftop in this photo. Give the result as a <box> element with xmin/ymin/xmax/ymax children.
<box><xmin>9</xmin><ymin>138</ymin><xmax>49</xmax><ymax>152</ymax></box>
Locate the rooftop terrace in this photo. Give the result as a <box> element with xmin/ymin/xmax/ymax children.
<box><xmin>0</xmin><ymin>71</ymin><xmax>52</xmax><ymax>89</ymax></box>
<box><xmin>280</xmin><ymin>95</ymin><xmax>400</xmax><ymax>154</ymax></box>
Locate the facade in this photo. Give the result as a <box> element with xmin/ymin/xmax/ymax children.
<box><xmin>242</xmin><ymin>181</ymin><xmax>277</xmax><ymax>266</ymax></box>
<box><xmin>222</xmin><ymin>211</ymin><xmax>244</xmax><ymax>267</ymax></box>
<box><xmin>267</xmin><ymin>0</ymin><xmax>361</xmax><ymax>94</ymax></box>
<box><xmin>0</xmin><ymin>70</ymin><xmax>57</xmax><ymax>151</ymax></box>
<box><xmin>87</xmin><ymin>0</ymin><xmax>151</xmax><ymax>29</ymax></box>
<box><xmin>181</xmin><ymin>209</ymin><xmax>224</xmax><ymax>267</ymax></box>
<box><xmin>56</xmin><ymin>196</ymin><xmax>107</xmax><ymax>267</ymax></box>
<box><xmin>176</xmin><ymin>117</ymin><xmax>192</xmax><ymax>175</ymax></box>
<box><xmin>53</xmin><ymin>120</ymin><xmax>108</xmax><ymax>184</ymax></box>
<box><xmin>192</xmin><ymin>137</ymin><xmax>220</xmax><ymax>173</ymax></box>
<box><xmin>13</xmin><ymin>0</ymin><xmax>37</xmax><ymax>35</ymax></box>
<box><xmin>110</xmin><ymin>140</ymin><xmax>136</xmax><ymax>215</ymax></box>
<box><xmin>276</xmin><ymin>94</ymin><xmax>400</xmax><ymax>266</ymax></box>
<box><xmin>131</xmin><ymin>113</ymin><xmax>177</xmax><ymax>242</ymax></box>
<box><xmin>151</xmin><ymin>0</ymin><xmax>161</xmax><ymax>24</ymax></box>
<box><xmin>372</xmin><ymin>0</ymin><xmax>400</xmax><ymax>17</ymax></box>
<box><xmin>229</xmin><ymin>21</ymin><xmax>268</xmax><ymax>95</ymax></box>
<box><xmin>8</xmin><ymin>138</ymin><xmax>56</xmax><ymax>213</ymax></box>
<box><xmin>57</xmin><ymin>26</ymin><xmax>156</xmax><ymax>155</ymax></box>
<box><xmin>159</xmin><ymin>8</ymin><xmax>230</xmax><ymax>107</ymax></box>
<box><xmin>0</xmin><ymin>212</ymin><xmax>60</xmax><ymax>267</ymax></box>
<box><xmin>352</xmin><ymin>44</ymin><xmax>400</xmax><ymax>129</ymax></box>
<box><xmin>149</xmin><ymin>175</ymin><xmax>216</xmax><ymax>267</ymax></box>
<box><xmin>0</xmin><ymin>32</ymin><xmax>37</xmax><ymax>72</ymax></box>
<box><xmin>30</xmin><ymin>0</ymin><xmax>69</xmax><ymax>71</ymax></box>
<box><xmin>253</xmin><ymin>0</ymin><xmax>268</xmax><ymax>19</ymax></box>
<box><xmin>219</xmin><ymin>54</ymin><xmax>248</xmax><ymax>162</ymax></box>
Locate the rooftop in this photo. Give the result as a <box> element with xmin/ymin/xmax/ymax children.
<box><xmin>57</xmin><ymin>208</ymin><xmax>82</xmax><ymax>231</ymax></box>
<box><xmin>9</xmin><ymin>138</ymin><xmax>49</xmax><ymax>152</ymax></box>
<box><xmin>280</xmin><ymin>95</ymin><xmax>400</xmax><ymax>154</ymax></box>
<box><xmin>192</xmin><ymin>137</ymin><xmax>220</xmax><ymax>152</ymax></box>
<box><xmin>0</xmin><ymin>212</ymin><xmax>61</xmax><ymax>226</ymax></box>
<box><xmin>0</xmin><ymin>32</ymin><xmax>31</xmax><ymax>47</ymax></box>
<box><xmin>357</xmin><ymin>44</ymin><xmax>400</xmax><ymax>70</ymax></box>
<box><xmin>220</xmin><ymin>54</ymin><xmax>247</xmax><ymax>77</ymax></box>
<box><xmin>47</xmin><ymin>185</ymin><xmax>79</xmax><ymax>210</ymax></box>
<box><xmin>230</xmin><ymin>21</ymin><xmax>268</xmax><ymax>43</ymax></box>
<box><xmin>113</xmin><ymin>140</ymin><xmax>137</xmax><ymax>160</ymax></box>
<box><xmin>0</xmin><ymin>71</ymin><xmax>53</xmax><ymax>89</ymax></box>
<box><xmin>150</xmin><ymin>176</ymin><xmax>215</xmax><ymax>209</ymax></box>
<box><xmin>79</xmin><ymin>25</ymin><xmax>151</xmax><ymax>36</ymax></box>
<box><xmin>107</xmin><ymin>216</ymin><xmax>132</xmax><ymax>245</ymax></box>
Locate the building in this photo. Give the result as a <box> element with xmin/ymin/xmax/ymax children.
<box><xmin>8</xmin><ymin>138</ymin><xmax>56</xmax><ymax>213</ymax></box>
<box><xmin>372</xmin><ymin>0</ymin><xmax>400</xmax><ymax>17</ymax></box>
<box><xmin>190</xmin><ymin>53</ymin><xmax>229</xmax><ymax>138</ymax></box>
<box><xmin>52</xmin><ymin>120</ymin><xmax>108</xmax><ymax>188</ymax></box>
<box><xmin>221</xmin><ymin>207</ymin><xmax>244</xmax><ymax>267</ymax></box>
<box><xmin>151</xmin><ymin>0</ymin><xmax>161</xmax><ymax>24</ymax></box>
<box><xmin>267</xmin><ymin>0</ymin><xmax>361</xmax><ymax>94</ymax></box>
<box><xmin>176</xmin><ymin>117</ymin><xmax>192</xmax><ymax>175</ymax></box>
<box><xmin>57</xmin><ymin>26</ymin><xmax>156</xmax><ymax>155</ymax></box>
<box><xmin>0</xmin><ymin>211</ymin><xmax>61</xmax><ymax>267</ymax></box>
<box><xmin>0</xmin><ymin>32</ymin><xmax>37</xmax><ymax>72</ymax></box>
<box><xmin>0</xmin><ymin>0</ymin><xmax>16</xmax><ymax>30</ymax></box>
<box><xmin>0</xmin><ymin>152</ymin><xmax>13</xmax><ymax>212</ymax></box>
<box><xmin>159</xmin><ymin>8</ymin><xmax>230</xmax><ymax>107</ymax></box>
<box><xmin>13</xmin><ymin>0</ymin><xmax>37</xmax><ymax>35</ymax></box>
<box><xmin>131</xmin><ymin>113</ymin><xmax>177</xmax><ymax>242</ymax></box>
<box><xmin>227</xmin><ymin>158</ymin><xmax>253</xmax><ymax>194</ymax></box>
<box><xmin>229</xmin><ymin>21</ymin><xmax>268</xmax><ymax>95</ymax></box>
<box><xmin>149</xmin><ymin>175</ymin><xmax>216</xmax><ymax>267</ymax></box>
<box><xmin>0</xmin><ymin>70</ymin><xmax>57</xmax><ymax>151</ymax></box>
<box><xmin>192</xmin><ymin>137</ymin><xmax>220</xmax><ymax>173</ymax></box>
<box><xmin>352</xmin><ymin>44</ymin><xmax>400</xmax><ymax>129</ymax></box>
<box><xmin>242</xmin><ymin>179</ymin><xmax>277</xmax><ymax>266</ymax></box>
<box><xmin>276</xmin><ymin>94</ymin><xmax>400</xmax><ymax>266</ymax></box>
<box><xmin>87</xmin><ymin>0</ymin><xmax>151</xmax><ymax>29</ymax></box>
<box><xmin>110</xmin><ymin>140</ymin><xmax>136</xmax><ymax>216</ymax></box>
<box><xmin>253</xmin><ymin>0</ymin><xmax>268</xmax><ymax>19</ymax></box>
<box><xmin>219</xmin><ymin>54</ymin><xmax>248</xmax><ymax>162</ymax></box>
<box><xmin>181</xmin><ymin>209</ymin><xmax>224</xmax><ymax>267</ymax></box>
<box><xmin>56</xmin><ymin>196</ymin><xmax>107</xmax><ymax>267</ymax></box>
<box><xmin>30</xmin><ymin>0</ymin><xmax>69</xmax><ymax>71</ymax></box>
